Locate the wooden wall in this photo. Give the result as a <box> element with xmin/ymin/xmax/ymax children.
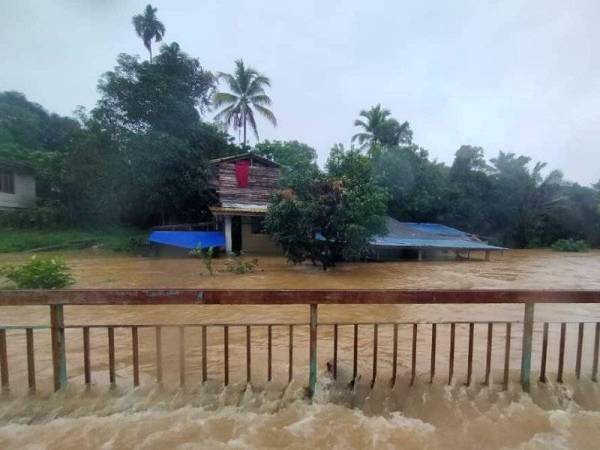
<box><xmin>213</xmin><ymin>162</ymin><xmax>280</xmax><ymax>206</ymax></box>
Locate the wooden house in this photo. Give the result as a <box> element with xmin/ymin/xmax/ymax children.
<box><xmin>209</xmin><ymin>153</ymin><xmax>280</xmax><ymax>254</ymax></box>
<box><xmin>0</xmin><ymin>159</ymin><xmax>36</xmax><ymax>210</ymax></box>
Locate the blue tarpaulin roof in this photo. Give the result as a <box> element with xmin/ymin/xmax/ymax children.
<box><xmin>370</xmin><ymin>218</ymin><xmax>506</xmax><ymax>251</ymax></box>
<box><xmin>148</xmin><ymin>231</ymin><xmax>225</xmax><ymax>250</ymax></box>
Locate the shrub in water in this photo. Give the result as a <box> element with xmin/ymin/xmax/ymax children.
<box><xmin>190</xmin><ymin>245</ymin><xmax>215</xmax><ymax>275</ymax></box>
<box><xmin>551</xmin><ymin>238</ymin><xmax>590</xmax><ymax>253</ymax></box>
<box><xmin>0</xmin><ymin>256</ymin><xmax>74</xmax><ymax>289</ymax></box>
<box><xmin>226</xmin><ymin>258</ymin><xmax>258</xmax><ymax>274</ymax></box>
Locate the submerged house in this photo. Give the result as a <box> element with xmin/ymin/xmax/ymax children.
<box><xmin>149</xmin><ymin>151</ymin><xmax>505</xmax><ymax>259</ymax></box>
<box><xmin>0</xmin><ymin>159</ymin><xmax>36</xmax><ymax>210</ymax></box>
<box><xmin>208</xmin><ymin>153</ymin><xmax>281</xmax><ymax>254</ymax></box>
<box><xmin>369</xmin><ymin>217</ymin><xmax>505</xmax><ymax>260</ymax></box>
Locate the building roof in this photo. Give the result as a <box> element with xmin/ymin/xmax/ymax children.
<box><xmin>210</xmin><ymin>203</ymin><xmax>269</xmax><ymax>216</ymax></box>
<box><xmin>370</xmin><ymin>217</ymin><xmax>506</xmax><ymax>251</ymax></box>
<box><xmin>209</xmin><ymin>152</ymin><xmax>281</xmax><ymax>168</ymax></box>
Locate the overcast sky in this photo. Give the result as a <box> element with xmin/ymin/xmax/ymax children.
<box><xmin>1</xmin><ymin>0</ymin><xmax>598</xmax><ymax>185</ymax></box>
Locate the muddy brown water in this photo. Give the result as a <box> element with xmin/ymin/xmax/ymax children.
<box><xmin>1</xmin><ymin>249</ymin><xmax>600</xmax><ymax>449</ymax></box>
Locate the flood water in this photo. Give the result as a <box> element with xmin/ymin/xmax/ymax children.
<box><xmin>1</xmin><ymin>249</ymin><xmax>600</xmax><ymax>449</ymax></box>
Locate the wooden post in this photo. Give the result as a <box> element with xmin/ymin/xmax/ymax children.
<box><xmin>132</xmin><ymin>327</ymin><xmax>139</xmax><ymax>387</ymax></box>
<box><xmin>371</xmin><ymin>324</ymin><xmax>378</xmax><ymax>388</ymax></box>
<box><xmin>411</xmin><ymin>323</ymin><xmax>417</xmax><ymax>385</ymax></box>
<box><xmin>83</xmin><ymin>327</ymin><xmax>91</xmax><ymax>386</ymax></box>
<box><xmin>418</xmin><ymin>250</ymin><xmax>423</xmax><ymax>262</ymax></box>
<box><xmin>288</xmin><ymin>325</ymin><xmax>294</xmax><ymax>383</ymax></box>
<box><xmin>108</xmin><ymin>327</ymin><xmax>115</xmax><ymax>387</ymax></box>
<box><xmin>575</xmin><ymin>323</ymin><xmax>584</xmax><ymax>379</ymax></box>
<box><xmin>467</xmin><ymin>323</ymin><xmax>474</xmax><ymax>386</ymax></box>
<box><xmin>503</xmin><ymin>322</ymin><xmax>512</xmax><ymax>390</ymax></box>
<box><xmin>557</xmin><ymin>322</ymin><xmax>566</xmax><ymax>383</ymax></box>
<box><xmin>430</xmin><ymin>323</ymin><xmax>437</xmax><ymax>384</ymax></box>
<box><xmin>50</xmin><ymin>305</ymin><xmax>67</xmax><ymax>391</ymax></box>
<box><xmin>539</xmin><ymin>322</ymin><xmax>548</xmax><ymax>383</ymax></box>
<box><xmin>179</xmin><ymin>326</ymin><xmax>186</xmax><ymax>387</ymax></box>
<box><xmin>484</xmin><ymin>323</ymin><xmax>493</xmax><ymax>385</ymax></box>
<box><xmin>202</xmin><ymin>326</ymin><xmax>207</xmax><ymax>383</ymax></box>
<box><xmin>332</xmin><ymin>324</ymin><xmax>338</xmax><ymax>380</ymax></box>
<box><xmin>267</xmin><ymin>325</ymin><xmax>272</xmax><ymax>382</ymax></box>
<box><xmin>485</xmin><ymin>251</ymin><xmax>490</xmax><ymax>261</ymax></box>
<box><xmin>520</xmin><ymin>303</ymin><xmax>534</xmax><ymax>392</ymax></box>
<box><xmin>246</xmin><ymin>325</ymin><xmax>251</xmax><ymax>384</ymax></box>
<box><xmin>155</xmin><ymin>326</ymin><xmax>163</xmax><ymax>385</ymax></box>
<box><xmin>26</xmin><ymin>328</ymin><xmax>36</xmax><ymax>392</ymax></box>
<box><xmin>224</xmin><ymin>325</ymin><xmax>229</xmax><ymax>386</ymax></box>
<box><xmin>0</xmin><ymin>329</ymin><xmax>8</xmax><ymax>392</ymax></box>
<box><xmin>593</xmin><ymin>323</ymin><xmax>599</xmax><ymax>382</ymax></box>
<box><xmin>448</xmin><ymin>323</ymin><xmax>455</xmax><ymax>385</ymax></box>
<box><xmin>391</xmin><ymin>323</ymin><xmax>398</xmax><ymax>386</ymax></box>
<box><xmin>352</xmin><ymin>324</ymin><xmax>358</xmax><ymax>382</ymax></box>
<box><xmin>308</xmin><ymin>304</ymin><xmax>318</xmax><ymax>398</ymax></box>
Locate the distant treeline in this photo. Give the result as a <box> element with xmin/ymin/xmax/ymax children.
<box><xmin>0</xmin><ymin>45</ymin><xmax>598</xmax><ymax>248</ymax></box>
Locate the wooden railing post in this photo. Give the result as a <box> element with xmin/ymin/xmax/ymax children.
<box><xmin>520</xmin><ymin>303</ymin><xmax>534</xmax><ymax>392</ymax></box>
<box><xmin>50</xmin><ymin>305</ymin><xmax>67</xmax><ymax>391</ymax></box>
<box><xmin>308</xmin><ymin>304</ymin><xmax>318</xmax><ymax>398</ymax></box>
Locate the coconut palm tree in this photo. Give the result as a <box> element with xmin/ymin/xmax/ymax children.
<box><xmin>213</xmin><ymin>60</ymin><xmax>277</xmax><ymax>147</ymax></box>
<box><xmin>352</xmin><ymin>105</ymin><xmax>412</xmax><ymax>155</ymax></box>
<box><xmin>132</xmin><ymin>4</ymin><xmax>165</xmax><ymax>62</ymax></box>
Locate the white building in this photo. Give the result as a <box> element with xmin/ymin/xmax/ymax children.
<box><xmin>0</xmin><ymin>159</ymin><xmax>36</xmax><ymax>210</ymax></box>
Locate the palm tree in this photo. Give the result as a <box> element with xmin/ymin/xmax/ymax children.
<box><xmin>213</xmin><ymin>59</ymin><xmax>277</xmax><ymax>148</ymax></box>
<box><xmin>352</xmin><ymin>105</ymin><xmax>411</xmax><ymax>155</ymax></box>
<box><xmin>132</xmin><ymin>4</ymin><xmax>165</xmax><ymax>63</ymax></box>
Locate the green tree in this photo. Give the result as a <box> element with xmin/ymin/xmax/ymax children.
<box><xmin>265</xmin><ymin>177</ymin><xmax>388</xmax><ymax>270</ymax></box>
<box><xmin>326</xmin><ymin>143</ymin><xmax>373</xmax><ymax>186</ymax></box>
<box><xmin>214</xmin><ymin>60</ymin><xmax>277</xmax><ymax>148</ymax></box>
<box><xmin>95</xmin><ymin>43</ymin><xmax>214</xmax><ymax>138</ymax></box>
<box><xmin>132</xmin><ymin>4</ymin><xmax>166</xmax><ymax>63</ymax></box>
<box><xmin>351</xmin><ymin>104</ymin><xmax>412</xmax><ymax>156</ymax></box>
<box><xmin>254</xmin><ymin>140</ymin><xmax>320</xmax><ymax>190</ymax></box>
<box><xmin>374</xmin><ymin>145</ymin><xmax>449</xmax><ymax>222</ymax></box>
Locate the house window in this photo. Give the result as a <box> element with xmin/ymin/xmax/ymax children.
<box><xmin>251</xmin><ymin>216</ymin><xmax>267</xmax><ymax>234</ymax></box>
<box><xmin>0</xmin><ymin>172</ymin><xmax>15</xmax><ymax>194</ymax></box>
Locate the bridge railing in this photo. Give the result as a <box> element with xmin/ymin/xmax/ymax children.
<box><xmin>1</xmin><ymin>289</ymin><xmax>599</xmax><ymax>397</ymax></box>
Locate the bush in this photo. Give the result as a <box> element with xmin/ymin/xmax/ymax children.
<box><xmin>551</xmin><ymin>238</ymin><xmax>590</xmax><ymax>253</ymax></box>
<box><xmin>110</xmin><ymin>236</ymin><xmax>151</xmax><ymax>253</ymax></box>
<box><xmin>0</xmin><ymin>201</ymin><xmax>67</xmax><ymax>229</ymax></box>
<box><xmin>226</xmin><ymin>258</ymin><xmax>258</xmax><ymax>274</ymax></box>
<box><xmin>190</xmin><ymin>245</ymin><xmax>215</xmax><ymax>275</ymax></box>
<box><xmin>0</xmin><ymin>256</ymin><xmax>74</xmax><ymax>289</ymax></box>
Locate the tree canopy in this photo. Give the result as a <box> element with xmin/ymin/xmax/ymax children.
<box><xmin>132</xmin><ymin>4</ymin><xmax>165</xmax><ymax>62</ymax></box>
<box><xmin>0</xmin><ymin>6</ymin><xmax>598</xmax><ymax>253</ymax></box>
<box><xmin>214</xmin><ymin>60</ymin><xmax>276</xmax><ymax>148</ymax></box>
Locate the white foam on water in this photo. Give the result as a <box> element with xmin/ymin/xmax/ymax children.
<box><xmin>1</xmin><ymin>378</ymin><xmax>600</xmax><ymax>450</ymax></box>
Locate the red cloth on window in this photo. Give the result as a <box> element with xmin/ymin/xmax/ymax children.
<box><xmin>235</xmin><ymin>160</ymin><xmax>250</xmax><ymax>187</ymax></box>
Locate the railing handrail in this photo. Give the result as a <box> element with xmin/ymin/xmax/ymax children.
<box><xmin>1</xmin><ymin>289</ymin><xmax>600</xmax><ymax>306</ymax></box>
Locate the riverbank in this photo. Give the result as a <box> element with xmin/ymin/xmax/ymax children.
<box><xmin>0</xmin><ymin>227</ymin><xmax>147</xmax><ymax>253</ymax></box>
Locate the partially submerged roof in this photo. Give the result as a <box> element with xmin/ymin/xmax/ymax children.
<box><xmin>209</xmin><ymin>152</ymin><xmax>280</xmax><ymax>168</ymax></box>
<box><xmin>148</xmin><ymin>231</ymin><xmax>225</xmax><ymax>249</ymax></box>
<box><xmin>210</xmin><ymin>203</ymin><xmax>269</xmax><ymax>216</ymax></box>
<box><xmin>371</xmin><ymin>217</ymin><xmax>506</xmax><ymax>251</ymax></box>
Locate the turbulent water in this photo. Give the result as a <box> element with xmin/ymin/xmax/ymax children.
<box><xmin>1</xmin><ymin>249</ymin><xmax>600</xmax><ymax>449</ymax></box>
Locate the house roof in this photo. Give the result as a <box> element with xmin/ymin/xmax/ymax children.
<box><xmin>210</xmin><ymin>203</ymin><xmax>269</xmax><ymax>216</ymax></box>
<box><xmin>209</xmin><ymin>152</ymin><xmax>281</xmax><ymax>168</ymax></box>
<box><xmin>370</xmin><ymin>217</ymin><xmax>506</xmax><ymax>251</ymax></box>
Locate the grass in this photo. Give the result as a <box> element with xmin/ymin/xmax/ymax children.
<box><xmin>0</xmin><ymin>227</ymin><xmax>148</xmax><ymax>253</ymax></box>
